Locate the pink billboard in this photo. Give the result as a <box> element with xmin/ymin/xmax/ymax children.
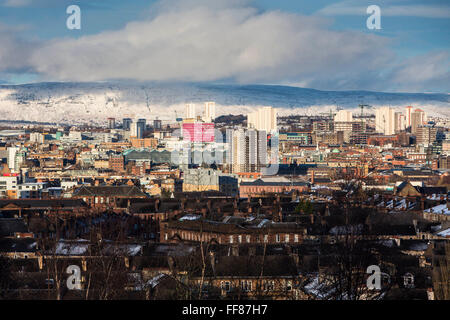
<box><xmin>182</xmin><ymin>123</ymin><xmax>214</xmax><ymax>142</ymax></box>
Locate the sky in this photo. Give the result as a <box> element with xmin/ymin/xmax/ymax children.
<box><xmin>0</xmin><ymin>0</ymin><xmax>449</xmax><ymax>92</ymax></box>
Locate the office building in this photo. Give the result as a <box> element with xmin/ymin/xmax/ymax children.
<box><xmin>395</xmin><ymin>112</ymin><xmax>406</xmax><ymax>133</ymax></box>
<box><xmin>203</xmin><ymin>101</ymin><xmax>216</xmax><ymax>123</ymax></box>
<box><xmin>411</xmin><ymin>109</ymin><xmax>427</xmax><ymax>134</ymax></box>
<box><xmin>123</xmin><ymin>118</ymin><xmax>132</xmax><ymax>130</ymax></box>
<box><xmin>130</xmin><ymin>119</ymin><xmax>146</xmax><ymax>139</ymax></box>
<box><xmin>107</xmin><ymin>117</ymin><xmax>116</xmax><ymax>129</ymax></box>
<box><xmin>153</xmin><ymin>119</ymin><xmax>162</xmax><ymax>130</ymax></box>
<box><xmin>230</xmin><ymin>129</ymin><xmax>267</xmax><ymax>173</ymax></box>
<box><xmin>185</xmin><ymin>103</ymin><xmax>196</xmax><ymax>119</ymax></box>
<box><xmin>109</xmin><ymin>154</ymin><xmax>124</xmax><ymax>172</ymax></box>
<box><xmin>247</xmin><ymin>107</ymin><xmax>277</xmax><ymax>132</ymax></box>
<box><xmin>182</xmin><ymin>121</ymin><xmax>215</xmax><ymax>143</ymax></box>
<box><xmin>405</xmin><ymin>106</ymin><xmax>413</xmax><ymax>128</ymax></box>
<box><xmin>334</xmin><ymin>110</ymin><xmax>353</xmax><ymax>122</ymax></box>
<box><xmin>375</xmin><ymin>107</ymin><xmax>395</xmax><ymax>135</ymax></box>
<box><xmin>416</xmin><ymin>126</ymin><xmax>437</xmax><ymax>146</ymax></box>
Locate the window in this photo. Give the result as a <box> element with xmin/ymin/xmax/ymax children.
<box><xmin>264</xmin><ymin>235</ymin><xmax>268</xmax><ymax>243</ymax></box>
<box><xmin>221</xmin><ymin>281</ymin><xmax>231</xmax><ymax>292</ymax></box>
<box><xmin>294</xmin><ymin>234</ymin><xmax>299</xmax><ymax>243</ymax></box>
<box><xmin>164</xmin><ymin>233</ymin><xmax>168</xmax><ymax>241</ymax></box>
<box><xmin>229</xmin><ymin>235</ymin><xmax>233</xmax><ymax>244</ymax></box>
<box><xmin>276</xmin><ymin>234</ymin><xmax>280</xmax><ymax>243</ymax></box>
<box><xmin>246</xmin><ymin>235</ymin><xmax>251</xmax><ymax>243</ymax></box>
<box><xmin>286</xmin><ymin>280</ymin><xmax>292</xmax><ymax>291</ymax></box>
<box><xmin>238</xmin><ymin>235</ymin><xmax>242</xmax><ymax>243</ymax></box>
<box><xmin>201</xmin><ymin>284</ymin><xmax>209</xmax><ymax>294</ymax></box>
<box><xmin>264</xmin><ymin>281</ymin><xmax>274</xmax><ymax>291</ymax></box>
<box><xmin>241</xmin><ymin>280</ymin><xmax>252</xmax><ymax>292</ymax></box>
<box><xmin>285</xmin><ymin>234</ymin><xmax>289</xmax><ymax>243</ymax></box>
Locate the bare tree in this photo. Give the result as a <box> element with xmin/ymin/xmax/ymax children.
<box><xmin>433</xmin><ymin>242</ymin><xmax>450</xmax><ymax>300</ymax></box>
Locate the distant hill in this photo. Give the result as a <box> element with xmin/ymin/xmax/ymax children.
<box><xmin>0</xmin><ymin>82</ymin><xmax>448</xmax><ymax>124</ymax></box>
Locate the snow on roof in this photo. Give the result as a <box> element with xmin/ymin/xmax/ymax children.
<box><xmin>436</xmin><ymin>228</ymin><xmax>450</xmax><ymax>237</ymax></box>
<box><xmin>106</xmin><ymin>244</ymin><xmax>142</xmax><ymax>256</ymax></box>
<box><xmin>147</xmin><ymin>273</ymin><xmax>167</xmax><ymax>289</ymax></box>
<box><xmin>179</xmin><ymin>214</ymin><xmax>201</xmax><ymax>221</ymax></box>
<box><xmin>424</xmin><ymin>204</ymin><xmax>450</xmax><ymax>215</ymax></box>
<box><xmin>126</xmin><ymin>244</ymin><xmax>142</xmax><ymax>256</ymax></box>
<box><xmin>394</xmin><ymin>199</ymin><xmax>407</xmax><ymax>210</ymax></box>
<box><xmin>406</xmin><ymin>242</ymin><xmax>429</xmax><ymax>251</ymax></box>
<box><xmin>329</xmin><ymin>224</ymin><xmax>364</xmax><ymax>235</ymax></box>
<box><xmin>311</xmin><ymin>185</ymin><xmax>330</xmax><ymax>190</ymax></box>
<box><xmin>303</xmin><ymin>275</ymin><xmax>335</xmax><ymax>300</ymax></box>
<box><xmin>256</xmin><ymin>219</ymin><xmax>270</xmax><ymax>228</ymax></box>
<box><xmin>377</xmin><ymin>239</ymin><xmax>396</xmax><ymax>248</ymax></box>
<box><xmin>55</xmin><ymin>241</ymin><xmax>88</xmax><ymax>255</ymax></box>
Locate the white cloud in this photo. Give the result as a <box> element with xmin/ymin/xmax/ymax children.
<box><xmin>318</xmin><ymin>0</ymin><xmax>450</xmax><ymax>18</ymax></box>
<box><xmin>0</xmin><ymin>24</ymin><xmax>36</xmax><ymax>72</ymax></box>
<box><xmin>1</xmin><ymin>0</ymin><xmax>448</xmax><ymax>92</ymax></box>
<box><xmin>29</xmin><ymin>0</ymin><xmax>394</xmax><ymax>88</ymax></box>
<box><xmin>2</xmin><ymin>0</ymin><xmax>31</xmax><ymax>7</ymax></box>
<box><xmin>389</xmin><ymin>51</ymin><xmax>450</xmax><ymax>92</ymax></box>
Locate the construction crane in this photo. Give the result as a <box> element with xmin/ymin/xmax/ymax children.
<box><xmin>358</xmin><ymin>104</ymin><xmax>372</xmax><ymax>132</ymax></box>
<box><xmin>142</xmin><ymin>87</ymin><xmax>151</xmax><ymax>113</ymax></box>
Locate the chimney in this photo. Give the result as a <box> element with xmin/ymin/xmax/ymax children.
<box><xmin>209</xmin><ymin>251</ymin><xmax>216</xmax><ymax>276</ymax></box>
<box><xmin>427</xmin><ymin>288</ymin><xmax>435</xmax><ymax>300</ymax></box>
<box><xmin>207</xmin><ymin>200</ymin><xmax>212</xmax><ymax>213</ymax></box>
<box><xmin>167</xmin><ymin>256</ymin><xmax>175</xmax><ymax>271</ymax></box>
<box><xmin>311</xmin><ymin>170</ymin><xmax>315</xmax><ymax>184</ymax></box>
<box><xmin>231</xmin><ymin>244</ymin><xmax>239</xmax><ymax>256</ymax></box>
<box><xmin>291</xmin><ymin>253</ymin><xmax>300</xmax><ymax>272</ymax></box>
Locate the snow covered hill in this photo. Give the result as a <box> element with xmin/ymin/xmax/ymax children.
<box><xmin>0</xmin><ymin>82</ymin><xmax>448</xmax><ymax>125</ymax></box>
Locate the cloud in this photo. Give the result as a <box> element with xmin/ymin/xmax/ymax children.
<box><xmin>388</xmin><ymin>51</ymin><xmax>450</xmax><ymax>92</ymax></box>
<box><xmin>1</xmin><ymin>0</ymin><xmax>448</xmax><ymax>92</ymax></box>
<box><xmin>2</xmin><ymin>0</ymin><xmax>31</xmax><ymax>7</ymax></box>
<box><xmin>28</xmin><ymin>0</ymin><xmax>394</xmax><ymax>88</ymax></box>
<box><xmin>318</xmin><ymin>0</ymin><xmax>450</xmax><ymax>18</ymax></box>
<box><xmin>0</xmin><ymin>24</ymin><xmax>36</xmax><ymax>72</ymax></box>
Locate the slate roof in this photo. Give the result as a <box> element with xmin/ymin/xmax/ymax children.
<box><xmin>0</xmin><ymin>218</ymin><xmax>28</xmax><ymax>237</ymax></box>
<box><xmin>73</xmin><ymin>185</ymin><xmax>148</xmax><ymax>198</ymax></box>
<box><xmin>0</xmin><ymin>238</ymin><xmax>37</xmax><ymax>253</ymax></box>
<box><xmin>212</xmin><ymin>255</ymin><xmax>298</xmax><ymax>277</ymax></box>
<box><xmin>0</xmin><ymin>199</ymin><xmax>86</xmax><ymax>209</ymax></box>
<box><xmin>241</xmin><ymin>179</ymin><xmax>309</xmax><ymax>187</ymax></box>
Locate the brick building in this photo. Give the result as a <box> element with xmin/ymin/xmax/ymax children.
<box><xmin>160</xmin><ymin>217</ymin><xmax>308</xmax><ymax>245</ymax></box>
<box><xmin>109</xmin><ymin>154</ymin><xmax>124</xmax><ymax>172</ymax></box>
